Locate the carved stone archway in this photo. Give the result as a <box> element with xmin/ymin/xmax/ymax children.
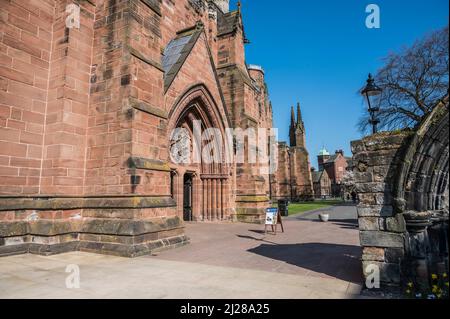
<box><xmin>167</xmin><ymin>84</ymin><xmax>232</xmax><ymax>222</ymax></box>
<box><xmin>392</xmin><ymin>98</ymin><xmax>449</xmax><ymax>286</ymax></box>
<box><xmin>352</xmin><ymin>95</ymin><xmax>449</xmax><ymax>290</ymax></box>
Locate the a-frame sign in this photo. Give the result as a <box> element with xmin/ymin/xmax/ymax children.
<box><xmin>264</xmin><ymin>207</ymin><xmax>285</xmax><ymax>235</ymax></box>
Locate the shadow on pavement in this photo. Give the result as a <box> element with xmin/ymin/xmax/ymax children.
<box><xmin>302</xmin><ymin>218</ymin><xmax>359</xmax><ymax>230</ymax></box>
<box><xmin>237</xmin><ymin>235</ymin><xmax>277</xmax><ymax>244</ymax></box>
<box><xmin>330</xmin><ymin>219</ymin><xmax>359</xmax><ymax>230</ymax></box>
<box><xmin>247</xmin><ymin>242</ymin><xmax>362</xmax><ymax>284</ymax></box>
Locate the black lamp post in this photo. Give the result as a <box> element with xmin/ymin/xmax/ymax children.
<box><xmin>362</xmin><ymin>74</ymin><xmax>382</xmax><ymax>134</ymax></box>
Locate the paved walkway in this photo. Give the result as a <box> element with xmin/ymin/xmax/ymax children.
<box><xmin>0</xmin><ymin>205</ymin><xmax>363</xmax><ymax>299</ymax></box>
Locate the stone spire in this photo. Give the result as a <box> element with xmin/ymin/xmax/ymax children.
<box><xmin>296</xmin><ymin>102</ymin><xmax>304</xmax><ymax>129</ymax></box>
<box><xmin>297</xmin><ymin>103</ymin><xmax>303</xmax><ymax>125</ymax></box>
<box><xmin>291</xmin><ymin>106</ymin><xmax>296</xmax><ymax>127</ymax></box>
<box><xmin>289</xmin><ymin>106</ymin><xmax>296</xmax><ymax>147</ymax></box>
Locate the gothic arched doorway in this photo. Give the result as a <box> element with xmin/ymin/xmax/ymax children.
<box><xmin>167</xmin><ymin>85</ymin><xmax>232</xmax><ymax>222</ymax></box>
<box><xmin>392</xmin><ymin>96</ymin><xmax>449</xmax><ymax>285</ymax></box>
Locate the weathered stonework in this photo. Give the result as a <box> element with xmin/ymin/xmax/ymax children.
<box><xmin>352</xmin><ymin>97</ymin><xmax>449</xmax><ymax>290</ymax></box>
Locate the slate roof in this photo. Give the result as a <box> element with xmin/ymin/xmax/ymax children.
<box><xmin>162</xmin><ymin>25</ymin><xmax>203</xmax><ymax>92</ymax></box>
<box><xmin>312</xmin><ymin>171</ymin><xmax>324</xmax><ymax>184</ymax></box>
<box><xmin>162</xmin><ymin>7</ymin><xmax>247</xmax><ymax>93</ymax></box>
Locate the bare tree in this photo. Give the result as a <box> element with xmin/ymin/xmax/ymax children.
<box><xmin>358</xmin><ymin>25</ymin><xmax>449</xmax><ymax>133</ymax></box>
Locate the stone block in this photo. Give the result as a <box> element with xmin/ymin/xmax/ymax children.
<box><xmin>28</xmin><ymin>241</ymin><xmax>80</xmax><ymax>256</ymax></box>
<box><xmin>351</xmin><ymin>140</ymin><xmax>366</xmax><ymax>153</ymax></box>
<box><xmin>360</xmin><ymin>231</ymin><xmax>404</xmax><ymax>248</ymax></box>
<box><xmin>0</xmin><ymin>221</ymin><xmax>29</xmax><ymax>237</ymax></box>
<box><xmin>359</xmin><ymin>193</ymin><xmax>392</xmax><ymax>206</ymax></box>
<box><xmin>372</xmin><ymin>165</ymin><xmax>396</xmax><ymax>182</ymax></box>
<box><xmin>81</xmin><ymin>216</ymin><xmax>183</xmax><ymax>236</ymax></box>
<box><xmin>359</xmin><ymin>217</ymin><xmax>379</xmax><ymax>231</ymax></box>
<box><xmin>363</xmin><ymin>134</ymin><xmax>408</xmax><ymax>152</ymax></box>
<box><xmin>0</xmin><ymin>243</ymin><xmax>29</xmax><ymax>257</ymax></box>
<box><xmin>28</xmin><ymin>220</ymin><xmax>81</xmax><ymax>236</ymax></box>
<box><xmin>357</xmin><ymin>205</ymin><xmax>393</xmax><ymax>217</ymax></box>
<box><xmin>353</xmin><ymin>172</ymin><xmax>373</xmax><ymax>183</ymax></box>
<box><xmin>355</xmin><ymin>182</ymin><xmax>389</xmax><ymax>193</ymax></box>
<box><xmin>362</xmin><ymin>247</ymin><xmax>385</xmax><ymax>262</ymax></box>
<box><xmin>385</xmin><ymin>215</ymin><xmax>406</xmax><ymax>233</ymax></box>
<box><xmin>78</xmin><ymin>234</ymin><xmax>189</xmax><ymax>258</ymax></box>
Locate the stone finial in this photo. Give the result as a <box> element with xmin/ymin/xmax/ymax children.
<box><xmin>291</xmin><ymin>106</ymin><xmax>296</xmax><ymax>127</ymax></box>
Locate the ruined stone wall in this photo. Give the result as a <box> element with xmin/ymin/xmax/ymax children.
<box><xmin>352</xmin><ymin>132</ymin><xmax>411</xmax><ymax>286</ymax></box>
<box><xmin>352</xmin><ymin>97</ymin><xmax>449</xmax><ymax>290</ymax></box>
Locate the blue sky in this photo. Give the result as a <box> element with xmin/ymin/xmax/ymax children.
<box><xmin>230</xmin><ymin>0</ymin><xmax>449</xmax><ymax>168</ymax></box>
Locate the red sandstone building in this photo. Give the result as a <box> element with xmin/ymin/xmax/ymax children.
<box><xmin>0</xmin><ymin>0</ymin><xmax>314</xmax><ymax>257</ymax></box>
<box><xmin>311</xmin><ymin>168</ymin><xmax>331</xmax><ymax>199</ymax></box>
<box><xmin>317</xmin><ymin>148</ymin><xmax>350</xmax><ymax>197</ymax></box>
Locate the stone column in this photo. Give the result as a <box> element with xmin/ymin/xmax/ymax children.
<box><xmin>207</xmin><ymin>179</ymin><xmax>212</xmax><ymax>221</ymax></box>
<box><xmin>220</xmin><ymin>179</ymin><xmax>224</xmax><ymax>220</ymax></box>
<box><xmin>404</xmin><ymin>211</ymin><xmax>432</xmax><ymax>291</ymax></box>
<box><xmin>193</xmin><ymin>176</ymin><xmax>200</xmax><ymax>221</ymax></box>
<box><xmin>215</xmin><ymin>179</ymin><xmax>220</xmax><ymax>220</ymax></box>
<box><xmin>201</xmin><ymin>179</ymin><xmax>205</xmax><ymax>221</ymax></box>
<box><xmin>211</xmin><ymin>179</ymin><xmax>217</xmax><ymax>221</ymax></box>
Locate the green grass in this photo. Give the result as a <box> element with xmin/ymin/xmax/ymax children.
<box><xmin>274</xmin><ymin>199</ymin><xmax>344</xmax><ymax>216</ymax></box>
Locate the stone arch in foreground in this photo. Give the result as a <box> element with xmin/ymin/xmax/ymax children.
<box><xmin>352</xmin><ymin>96</ymin><xmax>449</xmax><ymax>290</ymax></box>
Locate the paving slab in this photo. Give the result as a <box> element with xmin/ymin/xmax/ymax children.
<box><xmin>155</xmin><ymin>205</ymin><xmax>362</xmax><ymax>283</ymax></box>
<box><xmin>0</xmin><ymin>205</ymin><xmax>363</xmax><ymax>299</ymax></box>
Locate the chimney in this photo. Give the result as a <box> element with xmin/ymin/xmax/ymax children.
<box><xmin>213</xmin><ymin>0</ymin><xmax>230</xmax><ymax>13</ymax></box>
<box><xmin>335</xmin><ymin>150</ymin><xmax>344</xmax><ymax>156</ymax></box>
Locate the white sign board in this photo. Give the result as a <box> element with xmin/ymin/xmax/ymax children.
<box><xmin>265</xmin><ymin>208</ymin><xmax>278</xmax><ymax>225</ymax></box>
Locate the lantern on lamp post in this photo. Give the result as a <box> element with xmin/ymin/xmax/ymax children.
<box><xmin>362</xmin><ymin>74</ymin><xmax>382</xmax><ymax>134</ymax></box>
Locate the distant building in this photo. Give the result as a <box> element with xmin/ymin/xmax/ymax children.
<box><xmin>311</xmin><ymin>168</ymin><xmax>332</xmax><ymax>198</ymax></box>
<box><xmin>271</xmin><ymin>103</ymin><xmax>314</xmax><ymax>201</ymax></box>
<box><xmin>317</xmin><ymin>148</ymin><xmax>350</xmax><ymax>197</ymax></box>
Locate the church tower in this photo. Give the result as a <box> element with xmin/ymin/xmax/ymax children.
<box><xmin>289</xmin><ymin>106</ymin><xmax>296</xmax><ymax>147</ymax></box>
<box><xmin>289</xmin><ymin>103</ymin><xmax>306</xmax><ymax>148</ymax></box>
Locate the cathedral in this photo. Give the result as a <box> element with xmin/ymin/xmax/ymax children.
<box><xmin>0</xmin><ymin>0</ymin><xmax>312</xmax><ymax>257</ymax></box>
<box><xmin>271</xmin><ymin>103</ymin><xmax>314</xmax><ymax>201</ymax></box>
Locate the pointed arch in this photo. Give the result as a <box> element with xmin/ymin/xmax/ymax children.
<box><xmin>167</xmin><ymin>83</ymin><xmax>233</xmax><ymax>222</ymax></box>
